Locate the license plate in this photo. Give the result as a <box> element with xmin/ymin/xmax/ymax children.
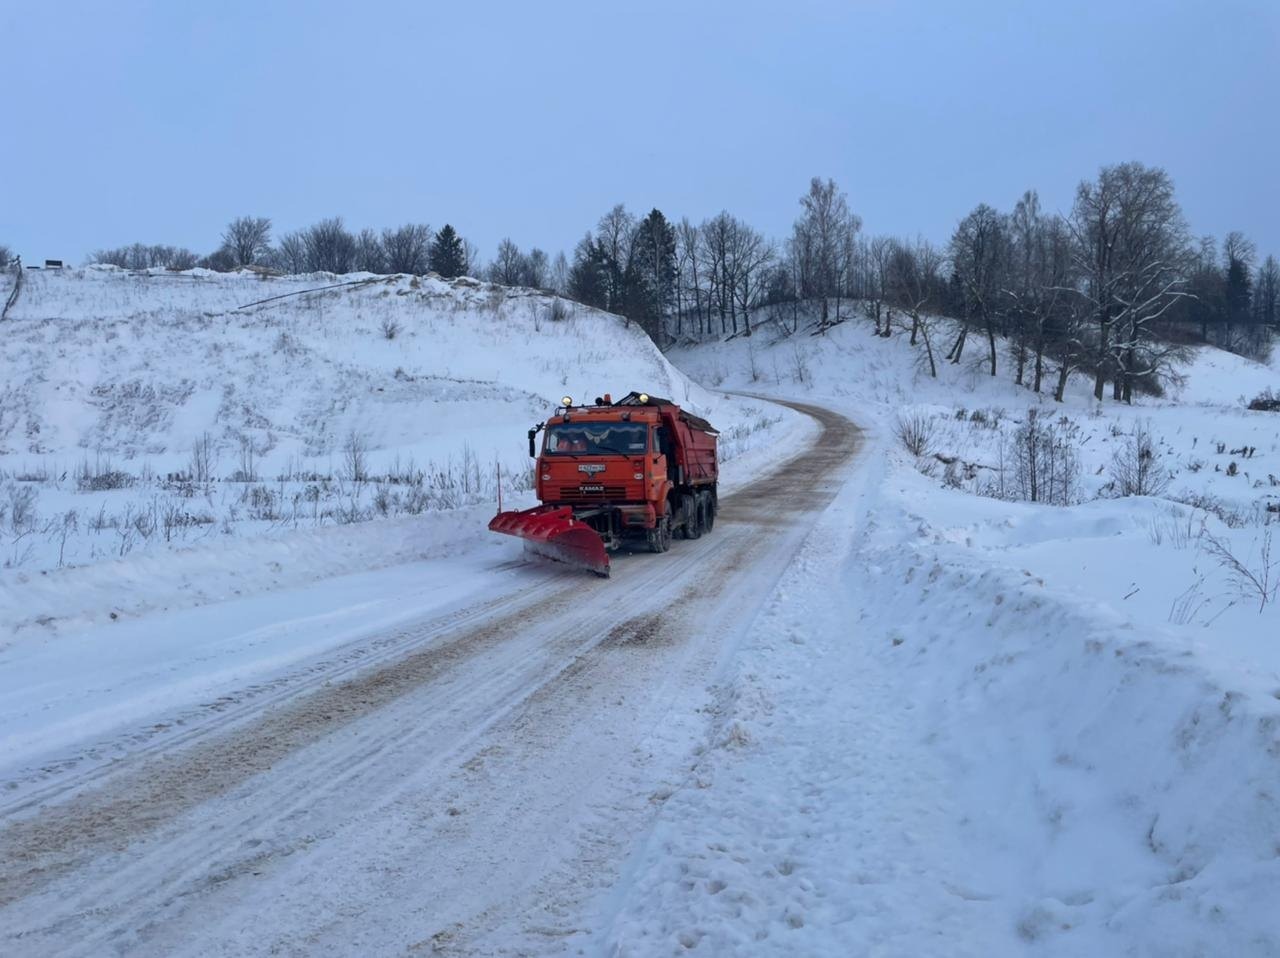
<box><xmin>580</xmin><ymin>484</ymin><xmax>604</xmax><ymax>492</ymax></box>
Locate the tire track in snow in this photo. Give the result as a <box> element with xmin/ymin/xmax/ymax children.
<box><xmin>0</xmin><ymin>569</ymin><xmax>559</xmax><ymax>817</ymax></box>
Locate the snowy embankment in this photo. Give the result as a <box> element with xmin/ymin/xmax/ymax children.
<box><xmin>0</xmin><ymin>267</ymin><xmax>801</xmax><ymax>639</ymax></box>
<box><xmin>596</xmin><ymin>313</ymin><xmax>1280</xmax><ymax>954</ymax></box>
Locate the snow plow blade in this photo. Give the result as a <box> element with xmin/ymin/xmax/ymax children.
<box><xmin>489</xmin><ymin>506</ymin><xmax>611</xmax><ymax>577</ymax></box>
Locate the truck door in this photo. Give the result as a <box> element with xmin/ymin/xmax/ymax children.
<box><xmin>649</xmin><ymin>425</ymin><xmax>667</xmax><ymax>501</ymax></box>
<box><xmin>655</xmin><ymin>425</ymin><xmax>678</xmax><ymax>483</ymax></box>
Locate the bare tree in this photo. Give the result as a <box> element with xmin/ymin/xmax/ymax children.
<box><xmin>548</xmin><ymin>251</ymin><xmax>570</xmax><ymax>294</ymax></box>
<box><xmin>1070</xmin><ymin>162</ymin><xmax>1190</xmax><ymax>402</ymax></box>
<box><xmin>793</xmin><ymin>177</ymin><xmax>862</xmax><ymax>328</ymax></box>
<box><xmin>1110</xmin><ymin>420</ymin><xmax>1170</xmax><ymax>497</ymax></box>
<box><xmin>1033</xmin><ymin>216</ymin><xmax>1089</xmax><ymax>402</ymax></box>
<box><xmin>92</xmin><ymin>243</ymin><xmax>200</xmax><ymax>270</ymax></box>
<box><xmin>784</xmin><ymin>224</ymin><xmax>815</xmax><ymax>334</ymax></box>
<box><xmin>865</xmin><ymin>236</ymin><xmax>894</xmax><ymax>335</ymax></box>
<box><xmin>302</xmin><ymin>217</ymin><xmax>357</xmax><ymax>274</ymax></box>
<box><xmin>164</xmin><ymin>248</ymin><xmax>197</xmax><ymax>269</ymax></box>
<box><xmin>354</xmin><ymin>228</ymin><xmax>385</xmax><ymax>273</ymax></box>
<box><xmin>726</xmin><ymin>220</ymin><xmax>775</xmax><ymax>336</ymax></box>
<box><xmin>221</xmin><ymin>216</ymin><xmax>272</xmax><ymax>267</ymax></box>
<box><xmin>380</xmin><ymin>223</ymin><xmax>432</xmax><ymax>275</ymax></box>
<box><xmin>949</xmin><ymin>203</ymin><xmax>1009</xmax><ymax>375</ymax></box>
<box><xmin>887</xmin><ymin>238</ymin><xmax>945</xmax><ymax>376</ymax></box>
<box><xmin>490</xmin><ymin>238</ymin><xmax>525</xmax><ymax>286</ymax></box>
<box><xmin>0</xmin><ymin>245</ymin><xmax>12</xmax><ymax>269</ymax></box>
<box><xmin>596</xmin><ymin>204</ymin><xmax>637</xmax><ymax>312</ymax></box>
<box><xmin>1050</xmin><ymin>296</ymin><xmax>1091</xmax><ymax>403</ymax></box>
<box><xmin>1010</xmin><ymin>410</ymin><xmax>1080</xmax><ymax>506</ymax></box>
<box><xmin>676</xmin><ymin>217</ymin><xmax>706</xmax><ymax>336</ymax></box>
<box><xmin>522</xmin><ymin>247</ymin><xmax>549</xmax><ymax>289</ymax></box>
<box><xmin>1005</xmin><ymin>195</ymin><xmax>1079</xmax><ymax>394</ymax></box>
<box><xmin>342</xmin><ymin>430</ymin><xmax>369</xmax><ymax>483</ymax></box>
<box><xmin>273</xmin><ymin>231</ymin><xmax>308</xmax><ymax>274</ymax></box>
<box><xmin>1007</xmin><ymin>190</ymin><xmax>1041</xmax><ymax>385</ymax></box>
<box><xmin>1222</xmin><ymin>231</ymin><xmax>1257</xmax><ymax>274</ymax></box>
<box><xmin>702</xmin><ymin>212</ymin><xmax>736</xmax><ymax>335</ymax></box>
<box><xmin>1256</xmin><ymin>255</ymin><xmax>1279</xmax><ymax>328</ymax></box>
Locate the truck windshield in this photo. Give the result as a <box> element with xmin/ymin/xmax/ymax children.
<box><xmin>545</xmin><ymin>422</ymin><xmax>648</xmax><ymax>456</ymax></box>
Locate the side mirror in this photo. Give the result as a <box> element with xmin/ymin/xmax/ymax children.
<box><xmin>528</xmin><ymin>422</ymin><xmax>545</xmax><ymax>458</ymax></box>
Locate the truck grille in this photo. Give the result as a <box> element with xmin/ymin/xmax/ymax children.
<box><xmin>559</xmin><ymin>485</ymin><xmax>627</xmax><ymax>499</ymax></box>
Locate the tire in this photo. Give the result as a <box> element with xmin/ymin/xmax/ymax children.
<box><xmin>701</xmin><ymin>492</ymin><xmax>716</xmax><ymax>533</ymax></box>
<box><xmin>648</xmin><ymin>502</ymin><xmax>672</xmax><ymax>553</ymax></box>
<box><xmin>685</xmin><ymin>496</ymin><xmax>702</xmax><ymax>540</ymax></box>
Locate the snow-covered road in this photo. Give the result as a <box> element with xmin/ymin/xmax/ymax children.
<box><xmin>0</xmin><ymin>400</ymin><xmax>861</xmax><ymax>956</ymax></box>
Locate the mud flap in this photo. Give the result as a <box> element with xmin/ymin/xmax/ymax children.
<box><xmin>489</xmin><ymin>506</ymin><xmax>611</xmax><ymax>577</ymax></box>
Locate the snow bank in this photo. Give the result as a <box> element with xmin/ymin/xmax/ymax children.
<box><xmin>599</xmin><ymin>424</ymin><xmax>1280</xmax><ymax>956</ymax></box>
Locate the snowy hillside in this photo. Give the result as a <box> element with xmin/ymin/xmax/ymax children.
<box><xmin>592</xmin><ymin>314</ymin><xmax>1280</xmax><ymax>955</ymax></box>
<box><xmin>0</xmin><ymin>266</ymin><xmax>796</xmax><ymax>630</ymax></box>
<box><xmin>677</xmin><ymin>316</ymin><xmax>1280</xmax><ymax>637</ymax></box>
<box><xmin>2</xmin><ymin>266</ymin><xmax>771</xmax><ymax>477</ymax></box>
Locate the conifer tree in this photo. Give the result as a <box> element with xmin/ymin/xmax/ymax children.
<box><xmin>626</xmin><ymin>209</ymin><xmax>677</xmax><ymax>340</ymax></box>
<box><xmin>568</xmin><ymin>233</ymin><xmax>609</xmax><ymax>309</ymax></box>
<box><xmin>429</xmin><ymin>224</ymin><xmax>468</xmax><ymax>279</ymax></box>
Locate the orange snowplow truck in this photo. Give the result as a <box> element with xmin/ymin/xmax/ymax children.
<box><xmin>489</xmin><ymin>391</ymin><xmax>719</xmax><ymax>576</ymax></box>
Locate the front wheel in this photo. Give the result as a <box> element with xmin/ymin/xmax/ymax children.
<box><xmin>648</xmin><ymin>502</ymin><xmax>672</xmax><ymax>553</ymax></box>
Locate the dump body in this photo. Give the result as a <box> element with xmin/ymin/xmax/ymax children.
<box><xmin>489</xmin><ymin>391</ymin><xmax>720</xmax><ymax>574</ymax></box>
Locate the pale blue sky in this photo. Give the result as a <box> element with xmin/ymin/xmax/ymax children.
<box><xmin>2</xmin><ymin>0</ymin><xmax>1276</xmax><ymax>265</ymax></box>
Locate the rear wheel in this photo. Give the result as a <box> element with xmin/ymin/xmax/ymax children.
<box><xmin>701</xmin><ymin>492</ymin><xmax>716</xmax><ymax>533</ymax></box>
<box><xmin>684</xmin><ymin>496</ymin><xmax>702</xmax><ymax>540</ymax></box>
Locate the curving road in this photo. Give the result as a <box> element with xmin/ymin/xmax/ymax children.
<box><xmin>0</xmin><ymin>400</ymin><xmax>861</xmax><ymax>957</ymax></box>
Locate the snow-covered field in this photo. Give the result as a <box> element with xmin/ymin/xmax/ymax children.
<box><xmin>593</xmin><ymin>314</ymin><xmax>1280</xmax><ymax>954</ymax></box>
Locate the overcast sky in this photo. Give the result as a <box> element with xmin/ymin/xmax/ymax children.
<box><xmin>3</xmin><ymin>0</ymin><xmax>1276</xmax><ymax>266</ymax></box>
